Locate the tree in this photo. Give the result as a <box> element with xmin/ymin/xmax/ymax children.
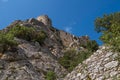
<box><xmin>95</xmin><ymin>12</ymin><xmax>120</xmax><ymax>51</ymax></box>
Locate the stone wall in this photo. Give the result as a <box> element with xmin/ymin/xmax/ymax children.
<box><xmin>64</xmin><ymin>46</ymin><xmax>120</xmax><ymax>80</ymax></box>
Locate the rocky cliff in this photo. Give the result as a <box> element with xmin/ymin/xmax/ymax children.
<box><xmin>0</xmin><ymin>15</ymin><xmax>119</xmax><ymax>80</ymax></box>
<box><xmin>0</xmin><ymin>15</ymin><xmax>91</xmax><ymax>80</ymax></box>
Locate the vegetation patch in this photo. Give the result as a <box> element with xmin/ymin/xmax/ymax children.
<box><xmin>58</xmin><ymin>40</ymin><xmax>98</xmax><ymax>72</ymax></box>
<box><xmin>0</xmin><ymin>25</ymin><xmax>47</xmax><ymax>53</ymax></box>
<box><xmin>58</xmin><ymin>49</ymin><xmax>93</xmax><ymax>72</ymax></box>
<box><xmin>45</xmin><ymin>71</ymin><xmax>57</xmax><ymax>80</ymax></box>
<box><xmin>0</xmin><ymin>31</ymin><xmax>17</xmax><ymax>53</ymax></box>
<box><xmin>81</xmin><ymin>40</ymin><xmax>98</xmax><ymax>52</ymax></box>
<box><xmin>9</xmin><ymin>25</ymin><xmax>47</xmax><ymax>44</ymax></box>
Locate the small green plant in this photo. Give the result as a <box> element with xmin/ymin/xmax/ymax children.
<box><xmin>45</xmin><ymin>71</ymin><xmax>56</xmax><ymax>80</ymax></box>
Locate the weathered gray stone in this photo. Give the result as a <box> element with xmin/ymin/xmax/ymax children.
<box><xmin>104</xmin><ymin>61</ymin><xmax>118</xmax><ymax>69</ymax></box>
<box><xmin>77</xmin><ymin>73</ymin><xmax>81</xmax><ymax>77</ymax></box>
<box><xmin>105</xmin><ymin>52</ymin><xmax>113</xmax><ymax>57</ymax></box>
<box><xmin>110</xmin><ymin>71</ymin><xmax>118</xmax><ymax>77</ymax></box>
<box><xmin>64</xmin><ymin>46</ymin><xmax>120</xmax><ymax>80</ymax></box>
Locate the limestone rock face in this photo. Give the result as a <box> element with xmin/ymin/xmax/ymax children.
<box><xmin>37</xmin><ymin>15</ymin><xmax>52</xmax><ymax>27</ymax></box>
<box><xmin>64</xmin><ymin>46</ymin><xmax>120</xmax><ymax>80</ymax></box>
<box><xmin>0</xmin><ymin>15</ymin><xmax>90</xmax><ymax>80</ymax></box>
<box><xmin>0</xmin><ymin>39</ymin><xmax>68</xmax><ymax>80</ymax></box>
<box><xmin>3</xmin><ymin>15</ymin><xmax>89</xmax><ymax>58</ymax></box>
<box><xmin>59</xmin><ymin>30</ymin><xmax>89</xmax><ymax>48</ymax></box>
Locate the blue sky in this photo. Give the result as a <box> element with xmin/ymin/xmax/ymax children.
<box><xmin>0</xmin><ymin>0</ymin><xmax>120</xmax><ymax>45</ymax></box>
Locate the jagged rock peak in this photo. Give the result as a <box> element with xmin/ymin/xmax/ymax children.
<box><xmin>36</xmin><ymin>15</ymin><xmax>52</xmax><ymax>27</ymax></box>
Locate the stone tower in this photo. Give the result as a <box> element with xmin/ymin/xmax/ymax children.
<box><xmin>37</xmin><ymin>15</ymin><xmax>52</xmax><ymax>27</ymax></box>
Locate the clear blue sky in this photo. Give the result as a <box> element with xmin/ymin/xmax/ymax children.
<box><xmin>0</xmin><ymin>0</ymin><xmax>120</xmax><ymax>45</ymax></box>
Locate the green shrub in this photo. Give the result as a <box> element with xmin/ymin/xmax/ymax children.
<box><xmin>0</xmin><ymin>32</ymin><xmax>17</xmax><ymax>53</ymax></box>
<box><xmin>32</xmin><ymin>30</ymin><xmax>47</xmax><ymax>44</ymax></box>
<box><xmin>9</xmin><ymin>25</ymin><xmax>35</xmax><ymax>41</ymax></box>
<box><xmin>9</xmin><ymin>25</ymin><xmax>47</xmax><ymax>44</ymax></box>
<box><xmin>0</xmin><ymin>25</ymin><xmax>47</xmax><ymax>52</ymax></box>
<box><xmin>45</xmin><ymin>71</ymin><xmax>56</xmax><ymax>80</ymax></box>
<box><xmin>58</xmin><ymin>49</ymin><xmax>92</xmax><ymax>72</ymax></box>
<box><xmin>83</xmin><ymin>40</ymin><xmax>99</xmax><ymax>52</ymax></box>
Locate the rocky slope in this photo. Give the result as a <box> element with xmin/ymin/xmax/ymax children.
<box><xmin>0</xmin><ymin>15</ymin><xmax>91</xmax><ymax>80</ymax></box>
<box><xmin>64</xmin><ymin>46</ymin><xmax>120</xmax><ymax>80</ymax></box>
<box><xmin>0</xmin><ymin>15</ymin><xmax>119</xmax><ymax>80</ymax></box>
<box><xmin>3</xmin><ymin>15</ymin><xmax>89</xmax><ymax>58</ymax></box>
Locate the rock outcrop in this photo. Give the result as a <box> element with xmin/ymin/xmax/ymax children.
<box><xmin>64</xmin><ymin>46</ymin><xmax>120</xmax><ymax>80</ymax></box>
<box><xmin>0</xmin><ymin>15</ymin><xmax>92</xmax><ymax>80</ymax></box>
<box><xmin>0</xmin><ymin>39</ymin><xmax>68</xmax><ymax>80</ymax></box>
<box><xmin>3</xmin><ymin>15</ymin><xmax>89</xmax><ymax>58</ymax></box>
<box><xmin>37</xmin><ymin>15</ymin><xmax>52</xmax><ymax>27</ymax></box>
